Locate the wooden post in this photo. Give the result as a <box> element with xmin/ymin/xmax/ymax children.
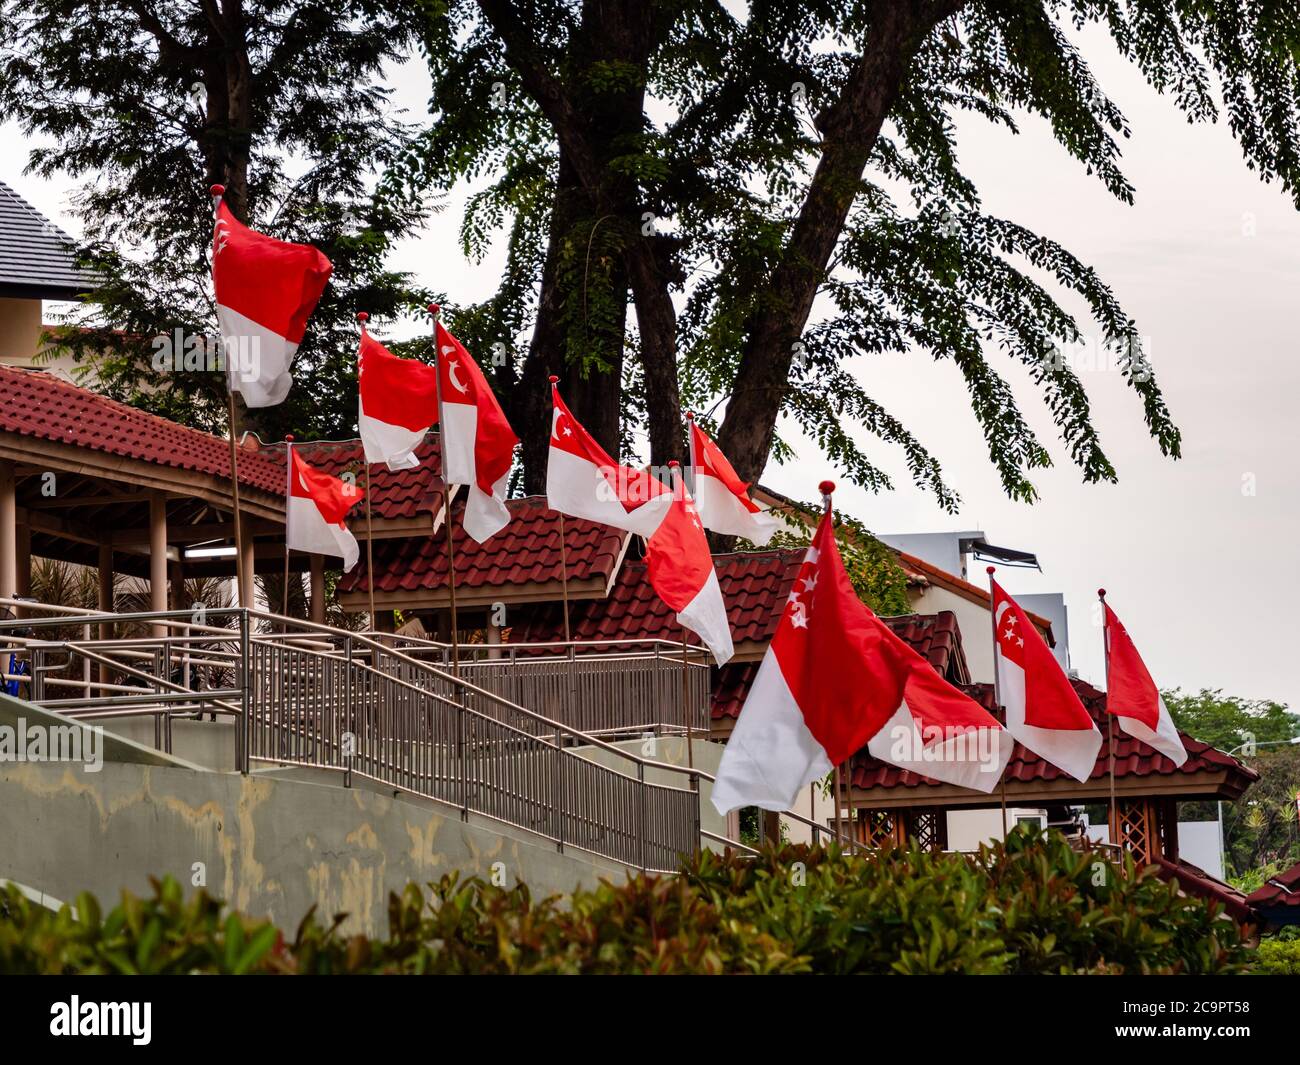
<box><xmin>149</xmin><ymin>490</ymin><xmax>168</xmax><ymax>636</ymax></box>
<box><xmin>15</xmin><ymin>519</ymin><xmax>30</xmax><ymax>598</ymax></box>
<box><xmin>238</xmin><ymin>514</ymin><xmax>254</xmax><ymax>610</ymax></box>
<box><xmin>309</xmin><ymin>554</ymin><xmax>325</xmax><ymax>623</ymax></box>
<box><xmin>0</xmin><ymin>460</ymin><xmax>15</xmax><ymax>602</ymax></box>
<box><xmin>97</xmin><ymin>542</ymin><xmax>114</xmax><ymax>693</ymax></box>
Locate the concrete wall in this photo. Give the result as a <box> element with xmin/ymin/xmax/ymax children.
<box><xmin>0</xmin><ymin>297</ymin><xmax>41</xmax><ymax>364</ymax></box>
<box><xmin>102</xmin><ymin>716</ymin><xmax>237</xmax><ymax>773</ymax></box>
<box><xmin>0</xmin><ymin>758</ymin><xmax>632</xmax><ymax>938</ymax></box>
<box><xmin>907</xmin><ymin>583</ymin><xmax>1000</xmax><ymax>683</ymax></box>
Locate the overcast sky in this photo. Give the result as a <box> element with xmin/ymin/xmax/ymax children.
<box><xmin>3</xmin><ymin>22</ymin><xmax>1297</xmax><ymax>709</ymax></box>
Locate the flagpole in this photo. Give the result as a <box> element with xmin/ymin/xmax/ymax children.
<box><xmin>282</xmin><ymin>435</ymin><xmax>294</xmax><ymax>616</ymax></box>
<box><xmin>1100</xmin><ymin>588</ymin><xmax>1118</xmax><ymax>851</ymax></box>
<box><xmin>213</xmin><ymin>183</ymin><xmax>249</xmax><ymax>610</ymax></box>
<box><xmin>357</xmin><ymin>313</ymin><xmax>378</xmax><ymax>629</ymax></box>
<box><xmin>819</xmin><ymin>480</ymin><xmax>848</xmax><ymax>849</ymax></box>
<box><xmin>986</xmin><ymin>565</ymin><xmax>1009</xmax><ymax>841</ymax></box>
<box><xmin>667</xmin><ymin>461</ymin><xmax>696</xmax><ymax>770</ymax></box>
<box><xmin>549</xmin><ymin>377</ymin><xmax>572</xmax><ymax>644</ymax></box>
<box><xmin>429</xmin><ymin>303</ymin><xmax>460</xmax><ymax>674</ymax></box>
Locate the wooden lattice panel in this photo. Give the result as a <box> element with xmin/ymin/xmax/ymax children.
<box><xmin>1115</xmin><ymin>799</ymin><xmax>1162</xmax><ymax>863</ymax></box>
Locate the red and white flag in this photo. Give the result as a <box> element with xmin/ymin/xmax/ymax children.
<box><xmin>547</xmin><ymin>382</ymin><xmax>732</xmax><ymax>664</ymax></box>
<box><xmin>712</xmin><ymin>505</ymin><xmax>1010</xmax><ymax>814</ymax></box>
<box><xmin>991</xmin><ymin>577</ymin><xmax>1101</xmax><ymax>782</ymax></box>
<box><xmin>211</xmin><ymin>193</ymin><xmax>332</xmax><ymax>407</ymax></box>
<box><xmin>686</xmin><ymin>414</ymin><xmax>782</xmax><ymax>546</ymax></box>
<box><xmin>546</xmin><ymin>379</ymin><xmax>673</xmax><ymax>538</ymax></box>
<box><xmin>435</xmin><ymin>319</ymin><xmax>519</xmax><ymax>543</ymax></box>
<box><xmin>357</xmin><ymin>326</ymin><xmax>440</xmax><ymax>471</ymax></box>
<box><xmin>1103</xmin><ymin>599</ymin><xmax>1188</xmax><ymax>767</ymax></box>
<box><xmin>286</xmin><ymin>448</ymin><xmax>364</xmax><ymax>571</ymax></box>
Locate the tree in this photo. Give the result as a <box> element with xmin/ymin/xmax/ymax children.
<box><xmin>416</xmin><ymin>0</ymin><xmax>1300</xmax><ymax>504</ymax></box>
<box><xmin>1164</xmin><ymin>689</ymin><xmax>1300</xmax><ymax>878</ymax></box>
<box><xmin>0</xmin><ymin>0</ymin><xmax>435</xmax><ymax>440</ymax></box>
<box><xmin>1163</xmin><ymin>688</ymin><xmax>1300</xmax><ymax>753</ymax></box>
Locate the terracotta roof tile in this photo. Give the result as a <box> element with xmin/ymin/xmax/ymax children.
<box><xmin>338</xmin><ymin>495</ymin><xmax>627</xmax><ymax>595</ymax></box>
<box><xmin>848</xmin><ymin>678</ymin><xmax>1259</xmax><ymax>795</ymax></box>
<box><xmin>1153</xmin><ymin>857</ymin><xmax>1254</xmax><ymax>924</ymax></box>
<box><xmin>293</xmin><ymin>436</ymin><xmax>446</xmax><ymax>523</ymax></box>
<box><xmin>0</xmin><ymin>365</ymin><xmax>283</xmax><ymax>496</ymax></box>
<box><xmin>1245</xmin><ymin>859</ymin><xmax>1300</xmax><ymax>914</ymax></box>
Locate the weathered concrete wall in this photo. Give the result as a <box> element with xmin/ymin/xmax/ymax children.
<box><xmin>102</xmin><ymin>716</ymin><xmax>237</xmax><ymax>773</ymax></box>
<box><xmin>0</xmin><ymin>759</ymin><xmax>631</xmax><ymax>938</ymax></box>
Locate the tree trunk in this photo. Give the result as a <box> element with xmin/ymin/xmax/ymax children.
<box><xmin>716</xmin><ymin>2</ymin><xmax>960</xmax><ymax>486</ymax></box>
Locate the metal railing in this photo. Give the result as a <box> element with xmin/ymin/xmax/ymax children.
<box><xmin>367</xmin><ymin>633</ymin><xmax>711</xmax><ymax>739</ymax></box>
<box><xmin>0</xmin><ymin>600</ymin><xmax>872</xmax><ymax>866</ymax></box>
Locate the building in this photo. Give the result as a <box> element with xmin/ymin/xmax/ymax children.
<box><xmin>0</xmin><ymin>178</ymin><xmax>95</xmax><ymax>378</ymax></box>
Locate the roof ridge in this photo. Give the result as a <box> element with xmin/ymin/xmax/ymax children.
<box><xmin>0</xmin><ymin>178</ymin><xmax>78</xmax><ymax>245</ymax></box>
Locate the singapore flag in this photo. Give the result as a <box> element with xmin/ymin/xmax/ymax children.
<box><xmin>211</xmin><ymin>192</ymin><xmax>332</xmax><ymax>407</ymax></box>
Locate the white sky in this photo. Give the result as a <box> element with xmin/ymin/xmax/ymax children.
<box><xmin>3</xmin><ymin>23</ymin><xmax>1297</xmax><ymax>708</ymax></box>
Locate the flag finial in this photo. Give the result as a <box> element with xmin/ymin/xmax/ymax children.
<box><xmin>685</xmin><ymin>411</ymin><xmax>694</xmax><ymax>421</ymax></box>
<box><xmin>818</xmin><ymin>480</ymin><xmax>834</xmax><ymax>496</ymax></box>
<box><xmin>209</xmin><ymin>184</ymin><xmax>225</xmax><ymax>198</ymax></box>
<box><xmin>1097</xmin><ymin>588</ymin><xmax>1107</xmax><ymax>600</ymax></box>
<box><xmin>986</xmin><ymin>565</ymin><xmax>996</xmax><ymax>576</ymax></box>
<box><xmin>356</xmin><ymin>311</ymin><xmax>369</xmax><ymax>324</ymax></box>
<box><xmin>548</xmin><ymin>375</ymin><xmax>559</xmax><ymax>384</ymax></box>
<box><xmin>285</xmin><ymin>434</ymin><xmax>294</xmax><ymax>443</ymax></box>
<box><xmin>427</xmin><ymin>302</ymin><xmax>441</xmax><ymax>318</ymax></box>
<box><xmin>668</xmin><ymin>460</ymin><xmax>680</xmax><ymax>468</ymax></box>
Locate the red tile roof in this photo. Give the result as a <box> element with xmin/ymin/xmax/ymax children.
<box><xmin>0</xmin><ymin>365</ymin><xmax>283</xmax><ymax>496</ymax></box>
<box><xmin>1244</xmin><ymin>860</ymin><xmax>1300</xmax><ymax>918</ymax></box>
<box><xmin>512</xmin><ymin>549</ymin><xmax>807</xmax><ymax>647</ymax></box>
<box><xmin>338</xmin><ymin>495</ymin><xmax>627</xmax><ymax>596</ymax></box>
<box><xmin>1153</xmin><ymin>857</ymin><xmax>1254</xmax><ymax>925</ymax></box>
<box><xmin>292</xmin><ymin>435</ymin><xmax>447</xmax><ymax>523</ymax></box>
<box><xmin>848</xmin><ymin>678</ymin><xmax>1258</xmax><ymax>796</ymax></box>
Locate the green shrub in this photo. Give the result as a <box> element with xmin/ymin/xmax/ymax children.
<box><xmin>1254</xmin><ymin>939</ymin><xmax>1300</xmax><ymax>975</ymax></box>
<box><xmin>0</xmin><ymin>829</ymin><xmax>1251</xmax><ymax>974</ymax></box>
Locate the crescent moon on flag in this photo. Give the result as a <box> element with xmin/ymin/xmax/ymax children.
<box><xmin>994</xmin><ymin>600</ymin><xmax>1010</xmax><ymax>626</ymax></box>
<box><xmin>551</xmin><ymin>407</ymin><xmax>564</xmax><ymax>440</ymax></box>
<box><xmin>297</xmin><ymin>469</ymin><xmax>312</xmax><ymax>494</ymax></box>
<box><xmin>447</xmin><ymin>359</ymin><xmax>469</xmax><ymax>395</ymax></box>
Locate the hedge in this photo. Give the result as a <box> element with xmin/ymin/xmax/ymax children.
<box><xmin>0</xmin><ymin>828</ymin><xmax>1251</xmax><ymax>974</ymax></box>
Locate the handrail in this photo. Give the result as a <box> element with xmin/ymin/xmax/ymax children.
<box><xmin>6</xmin><ymin>602</ymin><xmax>863</xmax><ymax>856</ymax></box>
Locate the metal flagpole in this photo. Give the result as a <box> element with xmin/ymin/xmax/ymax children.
<box><xmin>987</xmin><ymin>565</ymin><xmax>1009</xmax><ymax>840</ymax></box>
<box><xmin>429</xmin><ymin>303</ymin><xmax>460</xmax><ymax>675</ymax></box>
<box><xmin>226</xmin><ymin>391</ymin><xmax>248</xmax><ymax>608</ymax></box>
<box><xmin>282</xmin><ymin>435</ymin><xmax>293</xmax><ymax>616</ymax></box>
<box><xmin>213</xmin><ymin>183</ymin><xmax>249</xmax><ymax>610</ymax></box>
<box><xmin>550</xmin><ymin>377</ymin><xmax>572</xmax><ymax>644</ymax></box>
<box><xmin>1100</xmin><ymin>588</ymin><xmax>1118</xmax><ymax>849</ymax></box>
<box><xmin>667</xmin><ymin>462</ymin><xmax>695</xmax><ymax>770</ymax></box>
<box><xmin>819</xmin><ymin>480</ymin><xmax>847</xmax><ymax>849</ymax></box>
<box><xmin>357</xmin><ymin>313</ymin><xmax>377</xmax><ymax>629</ymax></box>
